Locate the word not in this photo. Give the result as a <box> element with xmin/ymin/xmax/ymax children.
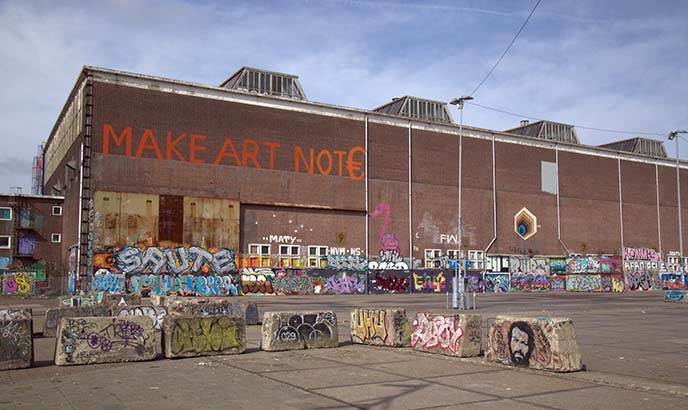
<box><xmin>103</xmin><ymin>124</ymin><xmax>366</xmax><ymax>181</ymax></box>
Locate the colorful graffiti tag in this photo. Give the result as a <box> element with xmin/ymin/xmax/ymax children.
<box><xmin>484</xmin><ymin>273</ymin><xmax>510</xmax><ymax>293</ymax></box>
<box><xmin>94</xmin><ymin>245</ymin><xmax>236</xmax><ymax>274</ymax></box>
<box><xmin>2</xmin><ymin>272</ymin><xmax>36</xmax><ymax>296</ymax></box>
<box><xmin>127</xmin><ymin>274</ymin><xmax>238</xmax><ymax>297</ymax></box>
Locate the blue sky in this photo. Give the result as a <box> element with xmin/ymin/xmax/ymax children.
<box><xmin>1</xmin><ymin>0</ymin><xmax>687</xmax><ymax>193</ymax></box>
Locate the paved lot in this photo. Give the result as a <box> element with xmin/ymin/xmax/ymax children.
<box><xmin>1</xmin><ymin>291</ymin><xmax>687</xmax><ymax>409</ymax></box>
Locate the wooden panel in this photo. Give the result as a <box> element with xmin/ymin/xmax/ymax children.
<box><xmin>93</xmin><ymin>191</ymin><xmax>159</xmax><ymax>248</ymax></box>
<box><xmin>158</xmin><ymin>195</ymin><xmax>183</xmax><ymax>245</ymax></box>
<box><xmin>183</xmin><ymin>197</ymin><xmax>239</xmax><ymax>249</ymax></box>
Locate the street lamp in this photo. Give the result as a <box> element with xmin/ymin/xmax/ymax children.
<box><xmin>449</xmin><ymin>96</ymin><xmax>473</xmax><ymax>309</ymax></box>
<box><xmin>668</xmin><ymin>130</ymin><xmax>688</xmax><ymax>261</ymax></box>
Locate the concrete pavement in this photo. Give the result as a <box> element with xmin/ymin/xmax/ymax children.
<box><xmin>0</xmin><ymin>291</ymin><xmax>687</xmax><ymax>409</ymax></box>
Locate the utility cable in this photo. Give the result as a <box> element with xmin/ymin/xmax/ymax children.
<box><xmin>470</xmin><ymin>0</ymin><xmax>542</xmax><ymax>97</ymax></box>
<box><xmin>467</xmin><ymin>101</ymin><xmax>665</xmax><ymax>137</ymax></box>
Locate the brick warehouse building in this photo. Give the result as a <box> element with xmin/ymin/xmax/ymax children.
<box><xmin>39</xmin><ymin>66</ymin><xmax>688</xmax><ymax>296</ymax></box>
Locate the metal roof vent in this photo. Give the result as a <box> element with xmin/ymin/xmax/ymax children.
<box><xmin>598</xmin><ymin>137</ymin><xmax>668</xmax><ymax>158</ymax></box>
<box><xmin>506</xmin><ymin>120</ymin><xmax>580</xmax><ymax>145</ymax></box>
<box><xmin>372</xmin><ymin>96</ymin><xmax>454</xmax><ymax>124</ymax></box>
<box><xmin>220</xmin><ymin>67</ymin><xmax>306</xmax><ymax>101</ymax></box>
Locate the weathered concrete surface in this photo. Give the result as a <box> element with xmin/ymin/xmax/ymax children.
<box><xmin>0</xmin><ymin>319</ymin><xmax>33</xmax><ymax>370</ymax></box>
<box><xmin>162</xmin><ymin>315</ymin><xmax>246</xmax><ymax>358</ymax></box>
<box><xmin>261</xmin><ymin>311</ymin><xmax>338</xmax><ymax>351</ymax></box>
<box><xmin>54</xmin><ymin>316</ymin><xmax>156</xmax><ymax>366</ymax></box>
<box><xmin>0</xmin><ymin>308</ymin><xmax>32</xmax><ymax>320</ymax></box>
<box><xmin>486</xmin><ymin>315</ymin><xmax>583</xmax><ymax>372</ymax></box>
<box><xmin>664</xmin><ymin>290</ymin><xmax>687</xmax><ymax>303</ymax></box>
<box><xmin>112</xmin><ymin>305</ymin><xmax>168</xmax><ymax>331</ymax></box>
<box><xmin>350</xmin><ymin>307</ymin><xmax>411</xmax><ymax>347</ymax></box>
<box><xmin>411</xmin><ymin>312</ymin><xmax>481</xmax><ymax>357</ymax></box>
<box><xmin>43</xmin><ymin>306</ymin><xmax>111</xmax><ymax>337</ymax></box>
<box><xmin>167</xmin><ymin>298</ymin><xmax>259</xmax><ymax>325</ymax></box>
<box><xmin>58</xmin><ymin>294</ymin><xmax>141</xmax><ymax>307</ymax></box>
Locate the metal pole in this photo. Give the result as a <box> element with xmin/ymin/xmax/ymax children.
<box><xmin>455</xmin><ymin>106</ymin><xmax>464</xmax><ymax>309</ymax></box>
<box><xmin>676</xmin><ymin>136</ymin><xmax>683</xmax><ymax>259</ymax></box>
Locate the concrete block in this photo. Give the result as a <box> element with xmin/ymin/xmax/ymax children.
<box><xmin>113</xmin><ymin>306</ymin><xmax>168</xmax><ymax>331</ymax></box>
<box><xmin>486</xmin><ymin>316</ymin><xmax>582</xmax><ymax>372</ymax></box>
<box><xmin>411</xmin><ymin>313</ymin><xmax>481</xmax><ymax>357</ymax></box>
<box><xmin>0</xmin><ymin>308</ymin><xmax>32</xmax><ymax>321</ymax></box>
<box><xmin>167</xmin><ymin>299</ymin><xmax>259</xmax><ymax>325</ymax></box>
<box><xmin>150</xmin><ymin>295</ymin><xmax>166</xmax><ymax>306</ymax></box>
<box><xmin>0</xmin><ymin>319</ymin><xmax>33</xmax><ymax>370</ymax></box>
<box><xmin>55</xmin><ymin>316</ymin><xmax>156</xmax><ymax>366</ymax></box>
<box><xmin>162</xmin><ymin>315</ymin><xmax>246</xmax><ymax>358</ymax></box>
<box><xmin>664</xmin><ymin>290</ymin><xmax>687</xmax><ymax>303</ymax></box>
<box><xmin>350</xmin><ymin>308</ymin><xmax>411</xmax><ymax>347</ymax></box>
<box><xmin>102</xmin><ymin>293</ymin><xmax>141</xmax><ymax>306</ymax></box>
<box><xmin>261</xmin><ymin>311</ymin><xmax>338</xmax><ymax>351</ymax></box>
<box><xmin>44</xmin><ymin>306</ymin><xmax>111</xmax><ymax>337</ymax></box>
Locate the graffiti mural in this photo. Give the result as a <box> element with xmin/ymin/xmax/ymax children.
<box><xmin>2</xmin><ymin>272</ymin><xmax>36</xmax><ymax>296</ymax></box>
<box><xmin>509</xmin><ymin>256</ymin><xmax>550</xmax><ymax>292</ymax></box>
<box><xmin>272</xmin><ymin>270</ymin><xmax>321</xmax><ymax>295</ymax></box>
<box><xmin>0</xmin><ymin>319</ymin><xmax>33</xmax><ymax>370</ymax></box>
<box><xmin>56</xmin><ymin>317</ymin><xmax>155</xmax><ymax>365</ymax></box>
<box><xmin>92</xmin><ymin>269</ymin><xmax>126</xmax><ymax>294</ymax></box>
<box><xmin>625</xmin><ymin>271</ymin><xmax>653</xmax><ymax>291</ymax></box>
<box><xmin>368</xmin><ymin>271</ymin><xmax>411</xmax><ymax>294</ymax></box>
<box><xmin>325</xmin><ymin>255</ymin><xmax>367</xmax><ymax>271</ymax></box>
<box><xmin>484</xmin><ymin>273</ymin><xmax>510</xmax><ymax>293</ymax></box>
<box><xmin>115</xmin><ymin>306</ymin><xmax>167</xmax><ymax>331</ymax></box>
<box><xmin>600</xmin><ymin>274</ymin><xmax>625</xmax><ymax>292</ymax></box>
<box><xmin>369</xmin><ymin>203</ymin><xmax>408</xmax><ymax>270</ymax></box>
<box><xmin>623</xmin><ymin>247</ymin><xmax>660</xmax><ymax>292</ymax></box>
<box><xmin>17</xmin><ymin>237</ymin><xmax>37</xmax><ymax>256</ymax></box>
<box><xmin>94</xmin><ymin>245</ymin><xmax>236</xmax><ymax>274</ymax></box>
<box><xmin>549</xmin><ymin>258</ymin><xmax>566</xmax><ymax>274</ymax></box>
<box><xmin>465</xmin><ymin>270</ymin><xmax>484</xmax><ymax>293</ymax></box>
<box><xmin>487</xmin><ymin>318</ymin><xmax>581</xmax><ymax>371</ymax></box>
<box><xmin>661</xmin><ymin>273</ymin><xmax>685</xmax><ymax>290</ymax></box>
<box><xmin>412</xmin><ymin>270</ymin><xmax>447</xmax><ymax>293</ymax></box>
<box><xmin>511</xmin><ymin>273</ymin><xmax>551</xmax><ymax>292</ymax></box>
<box><xmin>273</xmin><ymin>312</ymin><xmax>337</xmax><ymax>344</ymax></box>
<box><xmin>127</xmin><ymin>274</ymin><xmax>238</xmax><ymax>297</ymax></box>
<box><xmin>600</xmin><ymin>256</ymin><xmax>622</xmax><ymax>274</ymax></box>
<box><xmin>550</xmin><ymin>276</ymin><xmax>566</xmax><ymax>292</ymax></box>
<box><xmin>167</xmin><ymin>316</ymin><xmax>244</xmax><ymax>357</ymax></box>
<box><xmin>411</xmin><ymin>313</ymin><xmax>481</xmax><ymax>356</ymax></box>
<box><xmin>566</xmin><ymin>274</ymin><xmax>602</xmax><ymax>292</ymax></box>
<box><xmin>566</xmin><ymin>256</ymin><xmax>589</xmax><ymax>274</ymax></box>
<box><xmin>239</xmin><ymin>268</ymin><xmax>275</xmax><ymax>295</ymax></box>
<box><xmin>318</xmin><ymin>270</ymin><xmax>366</xmax><ymax>294</ymax></box>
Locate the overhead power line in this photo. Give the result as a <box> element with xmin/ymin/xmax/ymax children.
<box><xmin>467</xmin><ymin>101</ymin><xmax>666</xmax><ymax>137</ymax></box>
<box><xmin>470</xmin><ymin>0</ymin><xmax>542</xmax><ymax>97</ymax></box>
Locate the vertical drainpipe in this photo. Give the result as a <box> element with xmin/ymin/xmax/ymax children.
<box><xmin>484</xmin><ymin>135</ymin><xmax>497</xmax><ymax>254</ymax></box>
<box><xmin>656</xmin><ymin>162</ymin><xmax>662</xmax><ymax>262</ymax></box>
<box><xmin>364</xmin><ymin>114</ymin><xmax>369</xmax><ymax>291</ymax></box>
<box><xmin>556</xmin><ymin>146</ymin><xmax>569</xmax><ymax>255</ymax></box>
<box><xmin>618</xmin><ymin>156</ymin><xmax>624</xmax><ymax>256</ymax></box>
<box><xmin>408</xmin><ymin>122</ymin><xmax>413</xmax><ymax>270</ymax></box>
<box><xmin>76</xmin><ymin>142</ymin><xmax>85</xmax><ymax>284</ymax></box>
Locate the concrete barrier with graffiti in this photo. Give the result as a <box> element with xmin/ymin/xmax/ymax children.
<box><xmin>411</xmin><ymin>313</ymin><xmax>481</xmax><ymax>357</ymax></box>
<box><xmin>350</xmin><ymin>308</ymin><xmax>411</xmax><ymax>347</ymax></box>
<box><xmin>486</xmin><ymin>316</ymin><xmax>583</xmax><ymax>372</ymax></box>
<box><xmin>261</xmin><ymin>311</ymin><xmax>338</xmax><ymax>351</ymax></box>
<box><xmin>162</xmin><ymin>315</ymin><xmax>246</xmax><ymax>358</ymax></box>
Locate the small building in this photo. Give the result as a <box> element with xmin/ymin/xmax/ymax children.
<box><xmin>0</xmin><ymin>194</ymin><xmax>64</xmax><ymax>295</ymax></box>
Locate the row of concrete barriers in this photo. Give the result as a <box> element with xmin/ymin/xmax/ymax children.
<box><xmin>2</xmin><ymin>301</ymin><xmax>583</xmax><ymax>373</ymax></box>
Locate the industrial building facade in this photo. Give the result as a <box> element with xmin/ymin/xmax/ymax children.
<box><xmin>38</xmin><ymin>66</ymin><xmax>688</xmax><ymax>296</ymax></box>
